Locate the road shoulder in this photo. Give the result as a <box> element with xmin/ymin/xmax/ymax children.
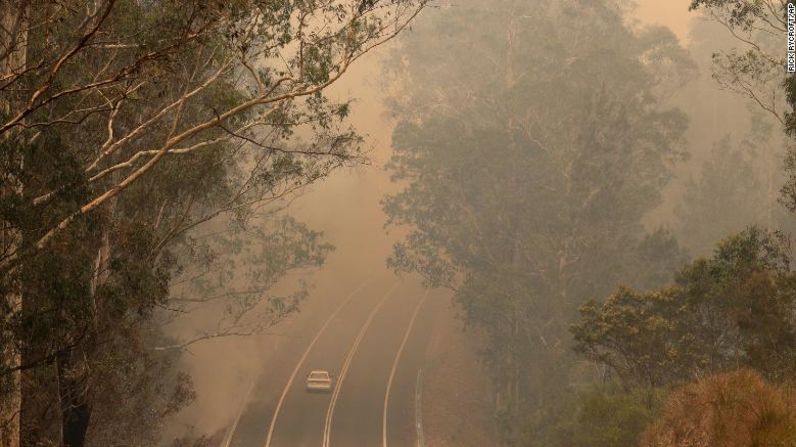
<box><xmin>421</xmin><ymin>296</ymin><xmax>500</xmax><ymax>447</ymax></box>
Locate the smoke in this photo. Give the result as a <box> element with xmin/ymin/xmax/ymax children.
<box><xmin>161</xmin><ymin>46</ymin><xmax>407</xmax><ymax>440</ymax></box>
<box><xmin>634</xmin><ymin>0</ymin><xmax>693</xmax><ymax>43</ymax></box>
<box><xmin>164</xmin><ymin>0</ymin><xmax>771</xmax><ymax>440</ymax></box>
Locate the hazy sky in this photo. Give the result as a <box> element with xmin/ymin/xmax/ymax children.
<box><xmin>635</xmin><ymin>0</ymin><xmax>693</xmax><ymax>42</ymax></box>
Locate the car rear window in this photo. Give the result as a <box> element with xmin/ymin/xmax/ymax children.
<box><xmin>309</xmin><ymin>371</ymin><xmax>329</xmax><ymax>379</ymax></box>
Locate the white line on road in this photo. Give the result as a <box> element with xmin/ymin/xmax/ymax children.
<box><xmin>263</xmin><ymin>279</ymin><xmax>372</xmax><ymax>447</ymax></box>
<box><xmin>383</xmin><ymin>291</ymin><xmax>429</xmax><ymax>447</ymax></box>
<box><xmin>323</xmin><ymin>281</ymin><xmax>400</xmax><ymax>447</ymax></box>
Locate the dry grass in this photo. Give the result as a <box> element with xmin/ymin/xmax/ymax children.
<box><xmin>642</xmin><ymin>369</ymin><xmax>796</xmax><ymax>447</ymax></box>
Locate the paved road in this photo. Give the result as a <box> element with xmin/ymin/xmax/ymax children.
<box><xmin>224</xmin><ymin>274</ymin><xmax>441</xmax><ymax>447</ymax></box>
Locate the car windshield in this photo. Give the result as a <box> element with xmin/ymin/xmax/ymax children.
<box><xmin>309</xmin><ymin>371</ymin><xmax>329</xmax><ymax>380</ymax></box>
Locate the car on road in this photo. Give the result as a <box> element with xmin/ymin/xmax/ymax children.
<box><xmin>306</xmin><ymin>370</ymin><xmax>333</xmax><ymax>392</ymax></box>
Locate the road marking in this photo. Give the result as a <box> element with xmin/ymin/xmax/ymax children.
<box><xmin>414</xmin><ymin>369</ymin><xmax>425</xmax><ymax>447</ymax></box>
<box><xmin>382</xmin><ymin>291</ymin><xmax>429</xmax><ymax>447</ymax></box>
<box><xmin>263</xmin><ymin>279</ymin><xmax>372</xmax><ymax>447</ymax></box>
<box><xmin>323</xmin><ymin>281</ymin><xmax>400</xmax><ymax>447</ymax></box>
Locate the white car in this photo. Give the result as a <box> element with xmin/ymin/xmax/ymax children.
<box><xmin>306</xmin><ymin>370</ymin><xmax>333</xmax><ymax>392</ymax></box>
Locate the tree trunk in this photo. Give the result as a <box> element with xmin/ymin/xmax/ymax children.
<box><xmin>1</xmin><ymin>5</ymin><xmax>27</xmax><ymax>447</ymax></box>
<box><xmin>53</xmin><ymin>229</ymin><xmax>109</xmax><ymax>447</ymax></box>
<box><xmin>57</xmin><ymin>176</ymin><xmax>113</xmax><ymax>447</ymax></box>
<box><xmin>55</xmin><ymin>350</ymin><xmax>91</xmax><ymax>447</ymax></box>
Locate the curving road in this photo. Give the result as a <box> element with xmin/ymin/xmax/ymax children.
<box><xmin>223</xmin><ymin>275</ymin><xmax>441</xmax><ymax>447</ymax></box>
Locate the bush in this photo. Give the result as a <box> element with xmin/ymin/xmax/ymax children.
<box><xmin>642</xmin><ymin>369</ymin><xmax>796</xmax><ymax>447</ymax></box>
<box><xmin>524</xmin><ymin>384</ymin><xmax>658</xmax><ymax>447</ymax></box>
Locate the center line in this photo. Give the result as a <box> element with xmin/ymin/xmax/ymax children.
<box><xmin>263</xmin><ymin>278</ymin><xmax>371</xmax><ymax>447</ymax></box>
<box><xmin>322</xmin><ymin>281</ymin><xmax>400</xmax><ymax>447</ymax></box>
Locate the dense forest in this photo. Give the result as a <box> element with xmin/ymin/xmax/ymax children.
<box><xmin>383</xmin><ymin>0</ymin><xmax>796</xmax><ymax>445</ymax></box>
<box><xmin>3</xmin><ymin>0</ymin><xmax>796</xmax><ymax>446</ymax></box>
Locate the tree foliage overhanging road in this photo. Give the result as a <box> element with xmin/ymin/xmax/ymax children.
<box><xmin>0</xmin><ymin>1</ymin><xmax>425</xmax><ymax>446</ymax></box>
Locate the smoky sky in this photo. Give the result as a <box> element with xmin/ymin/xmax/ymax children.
<box><xmin>635</xmin><ymin>0</ymin><xmax>693</xmax><ymax>42</ymax></box>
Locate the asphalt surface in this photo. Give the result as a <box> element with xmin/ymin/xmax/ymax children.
<box><xmin>224</xmin><ymin>274</ymin><xmax>441</xmax><ymax>447</ymax></box>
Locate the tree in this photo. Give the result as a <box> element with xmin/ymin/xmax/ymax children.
<box><xmin>0</xmin><ymin>0</ymin><xmax>425</xmax><ymax>272</ymax></box>
<box><xmin>0</xmin><ymin>1</ymin><xmax>427</xmax><ymax>445</ymax></box>
<box><xmin>686</xmin><ymin>1</ymin><xmax>796</xmax><ymax>219</ymax></box>
<box><xmin>382</xmin><ymin>0</ymin><xmax>692</xmax><ymax>441</ymax></box>
<box><xmin>0</xmin><ymin>4</ymin><xmax>27</xmax><ymax>445</ymax></box>
<box><xmin>573</xmin><ymin>227</ymin><xmax>796</xmax><ymax>388</ymax></box>
<box><xmin>689</xmin><ymin>0</ymin><xmax>786</xmax><ymax>127</ymax></box>
<box><xmin>572</xmin><ymin>287</ymin><xmax>698</xmax><ymax>389</ymax></box>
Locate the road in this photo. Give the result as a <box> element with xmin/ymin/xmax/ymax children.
<box><xmin>223</xmin><ymin>274</ymin><xmax>442</xmax><ymax>447</ymax></box>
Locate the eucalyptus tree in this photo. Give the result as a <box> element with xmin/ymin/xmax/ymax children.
<box><xmin>687</xmin><ymin>1</ymin><xmax>796</xmax><ymax>214</ymax></box>
<box><xmin>574</xmin><ymin>227</ymin><xmax>796</xmax><ymax>388</ymax></box>
<box><xmin>383</xmin><ymin>0</ymin><xmax>691</xmax><ymax>441</ymax></box>
<box><xmin>0</xmin><ymin>1</ymin><xmax>426</xmax><ymax>446</ymax></box>
<box><xmin>688</xmin><ymin>0</ymin><xmax>787</xmax><ymax>127</ymax></box>
<box><xmin>0</xmin><ymin>0</ymin><xmax>425</xmax><ymax>272</ymax></box>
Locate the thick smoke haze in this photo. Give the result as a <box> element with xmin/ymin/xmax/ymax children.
<box><xmin>166</xmin><ymin>48</ymin><xmax>406</xmax><ymax>437</ymax></box>
<box><xmin>166</xmin><ymin>0</ymin><xmax>790</xmax><ymax>441</ymax></box>
<box><xmin>635</xmin><ymin>0</ymin><xmax>692</xmax><ymax>42</ymax></box>
<box><xmin>176</xmin><ymin>0</ymin><xmax>683</xmax><ymax>431</ymax></box>
<box><xmin>17</xmin><ymin>1</ymin><xmax>796</xmax><ymax>446</ymax></box>
<box><xmin>6</xmin><ymin>1</ymin><xmax>796</xmax><ymax>446</ymax></box>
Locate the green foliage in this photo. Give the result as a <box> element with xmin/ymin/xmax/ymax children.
<box><xmin>786</xmin><ymin>71</ymin><xmax>796</xmax><ymax>140</ymax></box>
<box><xmin>572</xmin><ymin>287</ymin><xmax>697</xmax><ymax>389</ymax></box>
<box><xmin>566</xmin><ymin>388</ymin><xmax>656</xmax><ymax>447</ymax></box>
<box><xmin>521</xmin><ymin>383</ymin><xmax>659</xmax><ymax>447</ymax></box>
<box><xmin>687</xmin><ymin>0</ymin><xmax>793</xmax><ymax>231</ymax></box>
<box><xmin>574</xmin><ymin>227</ymin><xmax>796</xmax><ymax>389</ymax></box>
